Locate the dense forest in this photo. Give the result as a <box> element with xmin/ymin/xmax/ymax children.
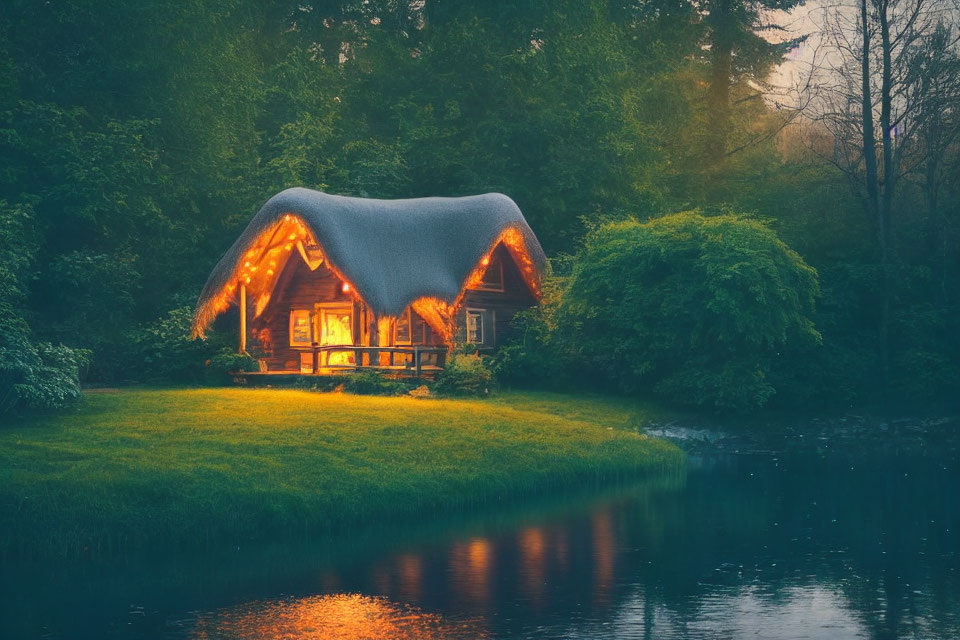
<box><xmin>1</xmin><ymin>0</ymin><xmax>957</xmax><ymax>413</ymax></box>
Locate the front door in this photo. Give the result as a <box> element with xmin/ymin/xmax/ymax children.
<box><xmin>316</xmin><ymin>304</ymin><xmax>354</xmax><ymax>366</ymax></box>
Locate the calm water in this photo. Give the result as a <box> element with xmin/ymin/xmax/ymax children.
<box><xmin>3</xmin><ymin>428</ymin><xmax>959</xmax><ymax>639</ymax></box>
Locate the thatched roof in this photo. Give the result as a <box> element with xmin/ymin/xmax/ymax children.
<box><xmin>192</xmin><ymin>188</ymin><xmax>546</xmax><ymax>337</ymax></box>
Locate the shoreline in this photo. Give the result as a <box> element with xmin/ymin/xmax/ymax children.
<box><xmin>0</xmin><ymin>388</ymin><xmax>682</xmax><ymax>559</ymax></box>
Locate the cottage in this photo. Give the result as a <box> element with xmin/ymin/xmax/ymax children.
<box><xmin>192</xmin><ymin>188</ymin><xmax>546</xmax><ymax>375</ymax></box>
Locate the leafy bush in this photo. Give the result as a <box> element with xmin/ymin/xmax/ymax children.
<box><xmin>132</xmin><ymin>306</ymin><xmax>232</xmax><ymax>383</ymax></box>
<box><xmin>891</xmin><ymin>348</ymin><xmax>960</xmax><ymax>406</ymax></box>
<box><xmin>39</xmin><ymin>250</ymin><xmax>141</xmax><ymax>381</ymax></box>
<box><xmin>342</xmin><ymin>372</ymin><xmax>411</xmax><ymax>396</ymax></box>
<box><xmin>0</xmin><ymin>199</ymin><xmax>91</xmax><ymax>416</ymax></box>
<box><xmin>492</xmin><ymin>274</ymin><xmax>578</xmax><ymax>390</ymax></box>
<box><xmin>205</xmin><ymin>348</ymin><xmax>259</xmax><ymax>385</ymax></box>
<box><xmin>565</xmin><ymin>211</ymin><xmax>821</xmax><ymax>412</ymax></box>
<box><xmin>0</xmin><ymin>315</ymin><xmax>91</xmax><ymax>416</ymax></box>
<box><xmin>434</xmin><ymin>353</ymin><xmax>494</xmax><ymax>396</ymax></box>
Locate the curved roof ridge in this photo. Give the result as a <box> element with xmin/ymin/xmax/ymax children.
<box><xmin>193</xmin><ymin>188</ymin><xmax>546</xmax><ymax>337</ymax></box>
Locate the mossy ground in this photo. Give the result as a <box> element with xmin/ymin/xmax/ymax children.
<box><xmin>0</xmin><ymin>388</ymin><xmax>680</xmax><ymax>557</ymax></box>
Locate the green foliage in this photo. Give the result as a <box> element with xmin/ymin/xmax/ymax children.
<box><xmin>342</xmin><ymin>372</ymin><xmax>411</xmax><ymax>396</ymax></box>
<box><xmin>132</xmin><ymin>307</ymin><xmax>233</xmax><ymax>384</ymax></box>
<box><xmin>0</xmin><ymin>388</ymin><xmax>681</xmax><ymax>555</ymax></box>
<box><xmin>0</xmin><ymin>198</ymin><xmax>90</xmax><ymax>416</ymax></box>
<box><xmin>0</xmin><ymin>318</ymin><xmax>91</xmax><ymax>416</ymax></box>
<box><xmin>566</xmin><ymin>212</ymin><xmax>821</xmax><ymax>412</ymax></box>
<box><xmin>492</xmin><ymin>274</ymin><xmax>578</xmax><ymax>390</ymax></box>
<box><xmin>206</xmin><ymin>348</ymin><xmax>259</xmax><ymax>386</ymax></box>
<box><xmin>435</xmin><ymin>353</ymin><xmax>495</xmax><ymax>397</ymax></box>
<box><xmin>0</xmin><ymin>0</ymin><xmax>956</xmax><ymax>410</ymax></box>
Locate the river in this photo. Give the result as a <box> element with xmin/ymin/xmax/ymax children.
<box><xmin>3</xmin><ymin>419</ymin><xmax>958</xmax><ymax>639</ymax></box>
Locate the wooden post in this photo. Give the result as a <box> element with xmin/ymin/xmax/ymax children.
<box><xmin>368</xmin><ymin>310</ymin><xmax>379</xmax><ymax>367</ymax></box>
<box><xmin>238</xmin><ymin>283</ymin><xmax>247</xmax><ymax>354</ymax></box>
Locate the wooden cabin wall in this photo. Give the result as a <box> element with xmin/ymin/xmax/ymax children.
<box><xmin>457</xmin><ymin>244</ymin><xmax>537</xmax><ymax>348</ymax></box>
<box><xmin>251</xmin><ymin>252</ymin><xmax>444</xmax><ymax>371</ymax></box>
<box><xmin>251</xmin><ymin>253</ymin><xmax>354</xmax><ymax>371</ymax></box>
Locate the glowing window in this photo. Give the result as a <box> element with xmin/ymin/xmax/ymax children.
<box><xmin>466</xmin><ymin>309</ymin><xmax>484</xmax><ymax>345</ymax></box>
<box><xmin>395</xmin><ymin>308</ymin><xmax>412</xmax><ymax>345</ymax></box>
<box><xmin>289</xmin><ymin>310</ymin><xmax>313</xmax><ymax>346</ymax></box>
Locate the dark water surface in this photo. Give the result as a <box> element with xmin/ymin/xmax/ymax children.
<box><xmin>3</xmin><ymin>426</ymin><xmax>959</xmax><ymax>639</ymax></box>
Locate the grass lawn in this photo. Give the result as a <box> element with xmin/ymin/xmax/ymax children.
<box><xmin>0</xmin><ymin>388</ymin><xmax>680</xmax><ymax>557</ymax></box>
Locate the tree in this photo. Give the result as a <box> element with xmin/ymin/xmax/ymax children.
<box><xmin>564</xmin><ymin>211</ymin><xmax>820</xmax><ymax>412</ymax></box>
<box><xmin>802</xmin><ymin>0</ymin><xmax>960</xmax><ymax>390</ymax></box>
<box><xmin>635</xmin><ymin>0</ymin><xmax>808</xmax><ymax>161</ymax></box>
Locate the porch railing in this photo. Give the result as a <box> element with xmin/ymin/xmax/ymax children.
<box><xmin>307</xmin><ymin>345</ymin><xmax>447</xmax><ymax>377</ymax></box>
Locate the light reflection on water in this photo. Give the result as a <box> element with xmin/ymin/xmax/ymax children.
<box><xmin>3</xmin><ymin>444</ymin><xmax>959</xmax><ymax>639</ymax></box>
<box><xmin>188</xmin><ymin>593</ymin><xmax>482</xmax><ymax>640</ymax></box>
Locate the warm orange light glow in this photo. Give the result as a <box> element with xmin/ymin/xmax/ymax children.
<box><xmin>448</xmin><ymin>537</ymin><xmax>492</xmax><ymax>610</ymax></box>
<box><xmin>377</xmin><ymin>317</ymin><xmax>394</xmax><ymax>353</ymax></box>
<box><xmin>396</xmin><ymin>554</ymin><xmax>423</xmax><ymax>602</ymax></box>
<box><xmin>462</xmin><ymin>227</ymin><xmax>540</xmax><ymax>301</ymax></box>
<box><xmin>410</xmin><ymin>297</ymin><xmax>456</xmax><ymax>342</ymax></box>
<box><xmin>189</xmin><ymin>593</ymin><xmax>482</xmax><ymax>640</ymax></box>
<box><xmin>192</xmin><ymin>216</ymin><xmax>542</xmax><ymax>342</ymax></box>
<box><xmin>519</xmin><ymin>527</ymin><xmax>546</xmax><ymax>607</ymax></box>
<box><xmin>254</xmin><ymin>293</ymin><xmax>271</xmax><ymax>317</ymax></box>
<box><xmin>468</xmin><ymin>538</ymin><xmax>490</xmax><ymax>571</ymax></box>
<box><xmin>193</xmin><ymin>214</ymin><xmax>319</xmax><ymax>337</ymax></box>
<box><xmin>592</xmin><ymin>510</ymin><xmax>615</xmax><ymax>608</ymax></box>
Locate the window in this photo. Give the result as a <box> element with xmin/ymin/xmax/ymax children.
<box><xmin>466</xmin><ymin>308</ymin><xmax>484</xmax><ymax>344</ymax></box>
<box><xmin>316</xmin><ymin>304</ymin><xmax>354</xmax><ymax>366</ymax></box>
<box><xmin>469</xmin><ymin>255</ymin><xmax>504</xmax><ymax>292</ymax></box>
<box><xmin>395</xmin><ymin>308</ymin><xmax>412</xmax><ymax>344</ymax></box>
<box><xmin>289</xmin><ymin>309</ymin><xmax>313</xmax><ymax>346</ymax></box>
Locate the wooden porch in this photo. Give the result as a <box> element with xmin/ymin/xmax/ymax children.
<box><xmin>245</xmin><ymin>345</ymin><xmax>448</xmax><ymax>380</ymax></box>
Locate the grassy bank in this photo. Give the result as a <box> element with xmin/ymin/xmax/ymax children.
<box><xmin>0</xmin><ymin>388</ymin><xmax>680</xmax><ymax>557</ymax></box>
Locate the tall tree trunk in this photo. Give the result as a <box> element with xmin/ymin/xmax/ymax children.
<box><xmin>860</xmin><ymin>0</ymin><xmax>880</xmax><ymax>217</ymax></box>
<box><xmin>706</xmin><ymin>0</ymin><xmax>733</xmax><ymax>162</ymax></box>
<box><xmin>878</xmin><ymin>0</ymin><xmax>894</xmax><ymax>394</ymax></box>
<box><xmin>860</xmin><ymin>0</ymin><xmax>890</xmax><ymax>393</ymax></box>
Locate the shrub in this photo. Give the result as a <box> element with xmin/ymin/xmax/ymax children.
<box><xmin>491</xmin><ymin>274</ymin><xmax>578</xmax><ymax>390</ymax></box>
<box><xmin>342</xmin><ymin>371</ymin><xmax>411</xmax><ymax>396</ymax></box>
<box><xmin>0</xmin><ymin>314</ymin><xmax>91</xmax><ymax>416</ymax></box>
<box><xmin>565</xmin><ymin>211</ymin><xmax>821</xmax><ymax>412</ymax></box>
<box><xmin>434</xmin><ymin>353</ymin><xmax>494</xmax><ymax>396</ymax></box>
<box><xmin>0</xmin><ymin>199</ymin><xmax>91</xmax><ymax>416</ymax></box>
<box><xmin>132</xmin><ymin>306</ymin><xmax>232</xmax><ymax>383</ymax></box>
<box><xmin>205</xmin><ymin>348</ymin><xmax>259</xmax><ymax>385</ymax></box>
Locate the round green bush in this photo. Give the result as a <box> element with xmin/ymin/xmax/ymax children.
<box><xmin>434</xmin><ymin>353</ymin><xmax>494</xmax><ymax>396</ymax></box>
<box><xmin>566</xmin><ymin>211</ymin><xmax>821</xmax><ymax>412</ymax></box>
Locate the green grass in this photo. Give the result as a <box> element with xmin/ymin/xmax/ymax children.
<box><xmin>0</xmin><ymin>388</ymin><xmax>680</xmax><ymax>557</ymax></box>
